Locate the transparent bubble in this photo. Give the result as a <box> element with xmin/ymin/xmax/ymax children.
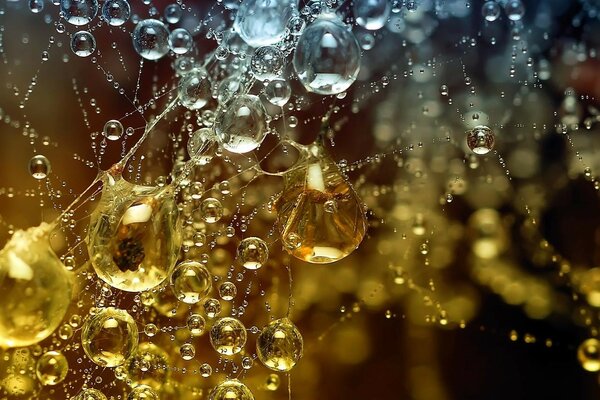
<box><xmin>103</xmin><ymin>119</ymin><xmax>124</xmax><ymax>140</ymax></box>
<box><xmin>257</xmin><ymin>318</ymin><xmax>303</xmax><ymax>371</ymax></box>
<box><xmin>71</xmin><ymin>31</ymin><xmax>96</xmax><ymax>57</ymax></box>
<box><xmin>36</xmin><ymin>351</ymin><xmax>68</xmax><ymax>386</ymax></box>
<box><xmin>29</xmin><ymin>0</ymin><xmax>44</xmax><ymax>13</ymax></box>
<box><xmin>102</xmin><ymin>0</ymin><xmax>130</xmax><ymax>26</ymax></box>
<box><xmin>29</xmin><ymin>154</ymin><xmax>51</xmax><ymax>179</ymax></box>
<box><xmin>201</xmin><ymin>197</ymin><xmax>223</xmax><ymax>223</ymax></box>
<box><xmin>128</xmin><ymin>385</ymin><xmax>159</xmax><ymax>400</ymax></box>
<box><xmin>216</xmin><ymin>75</ymin><xmax>243</xmax><ymax>105</ymax></box>
<box><xmin>293</xmin><ymin>13</ymin><xmax>361</xmax><ymax>95</ymax></box>
<box><xmin>204</xmin><ymin>298</ymin><xmax>222</xmax><ymax>318</ymax></box>
<box><xmin>0</xmin><ymin>223</ymin><xmax>73</xmax><ymax>347</ymax></box>
<box><xmin>188</xmin><ymin>127</ymin><xmax>215</xmax><ymax>160</ymax></box>
<box><xmin>237</xmin><ymin>237</ymin><xmax>268</xmax><ymax>270</ymax></box>
<box><xmin>353</xmin><ymin>0</ymin><xmax>391</xmax><ymax>31</ymax></box>
<box><xmin>200</xmin><ymin>363</ymin><xmax>213</xmax><ymax>378</ymax></box>
<box><xmin>209</xmin><ymin>317</ymin><xmax>247</xmax><ymax>356</ymax></box>
<box><xmin>234</xmin><ymin>0</ymin><xmax>295</xmax><ymax>47</ymax></box>
<box><xmin>179</xmin><ymin>343</ymin><xmax>195</xmax><ymax>360</ymax></box>
<box><xmin>169</xmin><ymin>28</ymin><xmax>193</xmax><ymax>55</ymax></box>
<box><xmin>505</xmin><ymin>0</ymin><xmax>525</xmax><ymax>21</ymax></box>
<box><xmin>265</xmin><ymin>78</ymin><xmax>291</xmax><ymax>106</ymax></box>
<box><xmin>215</xmin><ymin>94</ymin><xmax>267</xmax><ymax>153</ymax></box>
<box><xmin>219</xmin><ymin>281</ymin><xmax>237</xmax><ymax>301</ymax></box>
<box><xmin>481</xmin><ymin>1</ymin><xmax>500</xmax><ymax>22</ymax></box>
<box><xmin>61</xmin><ymin>0</ymin><xmax>98</xmax><ymax>26</ymax></box>
<box><xmin>179</xmin><ymin>68</ymin><xmax>212</xmax><ymax>110</ymax></box>
<box><xmin>250</xmin><ymin>46</ymin><xmax>284</xmax><ymax>80</ymax></box>
<box><xmin>170</xmin><ymin>260</ymin><xmax>212</xmax><ymax>304</ymax></box>
<box><xmin>187</xmin><ymin>313</ymin><xmax>206</xmax><ymax>336</ymax></box>
<box><xmin>209</xmin><ymin>379</ymin><xmax>254</xmax><ymax>400</ymax></box>
<box><xmin>467</xmin><ymin>125</ymin><xmax>495</xmax><ymax>155</ymax></box>
<box><xmin>132</xmin><ymin>19</ymin><xmax>170</xmax><ymax>61</ymax></box>
<box><xmin>164</xmin><ymin>3</ymin><xmax>182</xmax><ymax>24</ymax></box>
<box><xmin>81</xmin><ymin>307</ymin><xmax>139</xmax><ymax>367</ymax></box>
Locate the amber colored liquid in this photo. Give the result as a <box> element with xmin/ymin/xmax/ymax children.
<box><xmin>275</xmin><ymin>156</ymin><xmax>367</xmax><ymax>264</ymax></box>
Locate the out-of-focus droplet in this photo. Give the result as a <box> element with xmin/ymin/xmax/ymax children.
<box><xmin>578</xmin><ymin>338</ymin><xmax>600</xmax><ymax>372</ymax></box>
<box><xmin>81</xmin><ymin>307</ymin><xmax>139</xmax><ymax>368</ymax></box>
<box><xmin>505</xmin><ymin>0</ymin><xmax>525</xmax><ymax>21</ymax></box>
<box><xmin>467</xmin><ymin>125</ymin><xmax>495</xmax><ymax>155</ymax></box>
<box><xmin>293</xmin><ymin>13</ymin><xmax>361</xmax><ymax>95</ymax></box>
<box><xmin>0</xmin><ymin>223</ymin><xmax>73</xmax><ymax>347</ymax></box>
<box><xmin>74</xmin><ymin>389</ymin><xmax>107</xmax><ymax>400</ymax></box>
<box><xmin>481</xmin><ymin>1</ymin><xmax>500</xmax><ymax>21</ymax></box>
<box><xmin>215</xmin><ymin>94</ymin><xmax>267</xmax><ymax>153</ymax></box>
<box><xmin>29</xmin><ymin>154</ymin><xmax>51</xmax><ymax>179</ymax></box>
<box><xmin>275</xmin><ymin>140</ymin><xmax>368</xmax><ymax>263</ymax></box>
<box><xmin>234</xmin><ymin>0</ymin><xmax>295</xmax><ymax>47</ymax></box>
<box><xmin>257</xmin><ymin>318</ymin><xmax>303</xmax><ymax>371</ymax></box>
<box><xmin>265</xmin><ymin>374</ymin><xmax>280</xmax><ymax>391</ymax></box>
<box><xmin>209</xmin><ymin>379</ymin><xmax>254</xmax><ymax>400</ymax></box>
<box><xmin>209</xmin><ymin>317</ymin><xmax>247</xmax><ymax>356</ymax></box>
<box><xmin>87</xmin><ymin>172</ymin><xmax>181</xmax><ymax>292</ymax></box>
<box><xmin>36</xmin><ymin>351</ymin><xmax>69</xmax><ymax>386</ymax></box>
<box><xmin>353</xmin><ymin>0</ymin><xmax>391</xmax><ymax>30</ymax></box>
<box><xmin>237</xmin><ymin>237</ymin><xmax>268</xmax><ymax>270</ymax></box>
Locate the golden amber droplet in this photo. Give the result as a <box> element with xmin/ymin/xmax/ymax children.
<box><xmin>87</xmin><ymin>171</ymin><xmax>181</xmax><ymax>292</ymax></box>
<box><xmin>0</xmin><ymin>222</ymin><xmax>73</xmax><ymax>348</ymax></box>
<box><xmin>275</xmin><ymin>140</ymin><xmax>367</xmax><ymax>263</ymax></box>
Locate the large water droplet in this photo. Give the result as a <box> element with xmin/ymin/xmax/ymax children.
<box><xmin>293</xmin><ymin>13</ymin><xmax>361</xmax><ymax>95</ymax></box>
<box><xmin>275</xmin><ymin>140</ymin><xmax>368</xmax><ymax>263</ymax></box>
<box><xmin>132</xmin><ymin>19</ymin><xmax>170</xmax><ymax>61</ymax></box>
<box><xmin>353</xmin><ymin>0</ymin><xmax>391</xmax><ymax>31</ymax></box>
<box><xmin>214</xmin><ymin>94</ymin><xmax>267</xmax><ymax>153</ymax></box>
<box><xmin>234</xmin><ymin>0</ymin><xmax>296</xmax><ymax>47</ymax></box>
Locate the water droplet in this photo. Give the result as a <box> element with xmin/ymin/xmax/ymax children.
<box><xmin>133</xmin><ymin>19</ymin><xmax>169</xmax><ymax>60</ymax></box>
<box><xmin>71</xmin><ymin>31</ymin><xmax>97</xmax><ymax>57</ymax></box>
<box><xmin>293</xmin><ymin>13</ymin><xmax>361</xmax><ymax>95</ymax></box>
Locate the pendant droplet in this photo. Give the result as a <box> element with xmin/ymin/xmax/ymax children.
<box><xmin>87</xmin><ymin>170</ymin><xmax>181</xmax><ymax>292</ymax></box>
<box><xmin>275</xmin><ymin>141</ymin><xmax>367</xmax><ymax>263</ymax></box>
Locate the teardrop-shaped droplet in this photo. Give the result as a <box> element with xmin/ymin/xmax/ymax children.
<box><xmin>87</xmin><ymin>170</ymin><xmax>181</xmax><ymax>292</ymax></box>
<box><xmin>214</xmin><ymin>94</ymin><xmax>267</xmax><ymax>154</ymax></box>
<box><xmin>275</xmin><ymin>141</ymin><xmax>367</xmax><ymax>263</ymax></box>
<box><xmin>0</xmin><ymin>223</ymin><xmax>73</xmax><ymax>347</ymax></box>
<box><xmin>293</xmin><ymin>13</ymin><xmax>361</xmax><ymax>95</ymax></box>
<box><xmin>234</xmin><ymin>0</ymin><xmax>296</xmax><ymax>47</ymax></box>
